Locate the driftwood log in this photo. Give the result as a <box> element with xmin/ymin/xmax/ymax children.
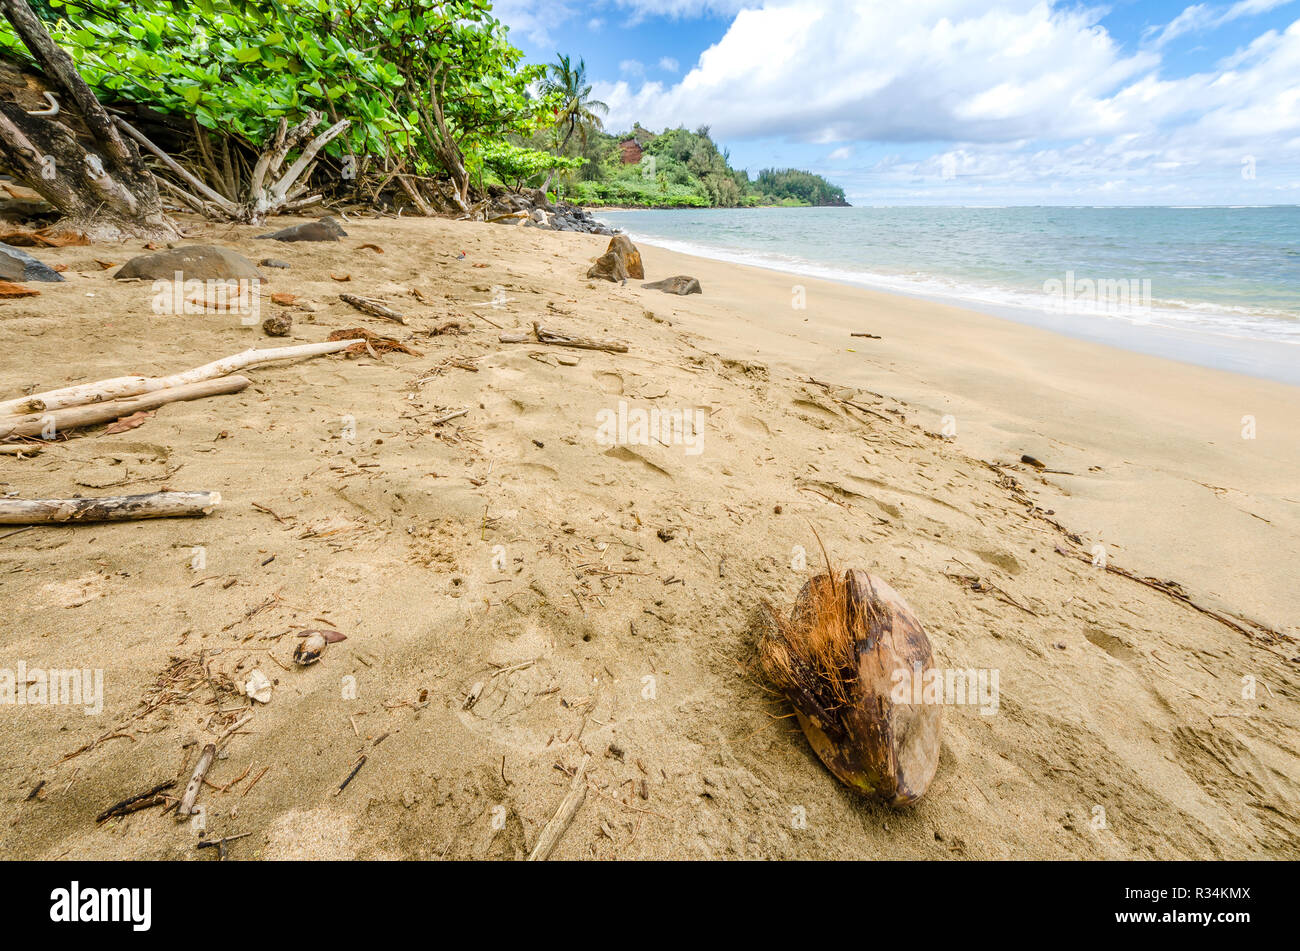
<box><xmin>340</xmin><ymin>294</ymin><xmax>406</xmax><ymax>325</ymax></box>
<box><xmin>0</xmin><ymin>340</ymin><xmax>351</xmax><ymax>417</ymax></box>
<box><xmin>759</xmin><ymin>569</ymin><xmax>941</xmax><ymax>805</ymax></box>
<box><xmin>0</xmin><ymin>490</ymin><xmax>221</xmax><ymax>525</ymax></box>
<box><xmin>0</xmin><ymin>376</ymin><xmax>249</xmax><ymax>439</ymax></box>
<box><xmin>499</xmin><ymin>322</ymin><xmax>627</xmax><ymax>353</ymax></box>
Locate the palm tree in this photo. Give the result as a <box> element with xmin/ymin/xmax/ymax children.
<box><xmin>540</xmin><ymin>54</ymin><xmax>608</xmax><ymax>194</ymax></box>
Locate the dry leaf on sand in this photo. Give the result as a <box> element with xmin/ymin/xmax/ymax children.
<box><xmin>102</xmin><ymin>411</ymin><xmax>155</xmax><ymax>435</ymax></box>
<box><xmin>0</xmin><ymin>280</ymin><xmax>39</xmax><ymax>297</ymax></box>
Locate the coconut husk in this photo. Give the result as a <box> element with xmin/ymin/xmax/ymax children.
<box><xmin>326</xmin><ymin>328</ymin><xmax>422</xmax><ymax>357</ymax></box>
<box><xmin>0</xmin><ymin>227</ymin><xmax>89</xmax><ymax>247</ymax></box>
<box><xmin>759</xmin><ymin>566</ymin><xmax>941</xmax><ymax>805</ymax></box>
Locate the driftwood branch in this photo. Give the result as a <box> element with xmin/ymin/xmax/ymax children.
<box><xmin>177</xmin><ymin>743</ymin><xmax>216</xmax><ymax>818</ymax></box>
<box><xmin>340</xmin><ymin>294</ymin><xmax>406</xmax><ymax>325</ymax></box>
<box><xmin>96</xmin><ymin>780</ymin><xmax>175</xmax><ymax>823</ymax></box>
<box><xmin>0</xmin><ymin>376</ymin><xmax>249</xmax><ymax>439</ymax></box>
<box><xmin>499</xmin><ymin>322</ymin><xmax>627</xmax><ymax>353</ymax></box>
<box><xmin>0</xmin><ymin>341</ymin><xmax>351</xmax><ymax>417</ymax></box>
<box><xmin>0</xmin><ymin>491</ymin><xmax>222</xmax><ymax>525</ymax></box>
<box><xmin>113</xmin><ymin>116</ymin><xmax>241</xmax><ymax>217</ymax></box>
<box><xmin>527</xmin><ymin>753</ymin><xmax>590</xmax><ymax>861</ymax></box>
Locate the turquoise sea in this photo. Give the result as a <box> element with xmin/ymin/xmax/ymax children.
<box><xmin>596</xmin><ymin>206</ymin><xmax>1300</xmax><ymax>384</ymax></box>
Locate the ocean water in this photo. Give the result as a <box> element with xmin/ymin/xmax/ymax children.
<box><xmin>596</xmin><ymin>206</ymin><xmax>1300</xmax><ymax>384</ymax></box>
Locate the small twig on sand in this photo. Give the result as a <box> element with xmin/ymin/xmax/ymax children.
<box><xmin>196</xmin><ymin>831</ymin><xmax>252</xmax><ymax>860</ymax></box>
<box><xmin>177</xmin><ymin>743</ymin><xmax>216</xmax><ymax>818</ymax></box>
<box><xmin>96</xmin><ymin>780</ymin><xmax>176</xmax><ymax>823</ymax></box>
<box><xmin>336</xmin><ymin>754</ymin><xmax>367</xmax><ymax>794</ymax></box>
<box><xmin>528</xmin><ymin>753</ymin><xmax>591</xmax><ymax>861</ymax></box>
<box><xmin>430</xmin><ymin>408</ymin><xmax>469</xmax><ymax>426</ymax></box>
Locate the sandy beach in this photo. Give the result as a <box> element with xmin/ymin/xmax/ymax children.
<box><xmin>1</xmin><ymin>214</ymin><xmax>1296</xmax><ymax>859</ymax></box>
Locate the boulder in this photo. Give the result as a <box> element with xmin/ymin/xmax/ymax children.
<box><xmin>522</xmin><ymin>187</ymin><xmax>554</xmax><ymax>211</ymax></box>
<box><xmin>254</xmin><ymin>215</ymin><xmax>347</xmax><ymax>242</ymax></box>
<box><xmin>113</xmin><ymin>245</ymin><xmax>263</xmax><ymax>282</ymax></box>
<box><xmin>643</xmin><ymin>275</ymin><xmax>701</xmax><ymax>296</ymax></box>
<box><xmin>586</xmin><ymin>250</ymin><xmax>628</xmax><ymax>283</ymax></box>
<box><xmin>0</xmin><ymin>242</ymin><xmax>64</xmax><ymax>282</ymax></box>
<box><xmin>605</xmin><ymin>234</ymin><xmax>643</xmax><ymax>279</ymax></box>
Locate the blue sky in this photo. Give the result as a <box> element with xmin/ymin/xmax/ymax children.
<box><xmin>494</xmin><ymin>1</ymin><xmax>1300</xmax><ymax>204</ymax></box>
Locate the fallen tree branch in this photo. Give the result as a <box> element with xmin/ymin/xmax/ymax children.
<box><xmin>340</xmin><ymin>293</ymin><xmax>406</xmax><ymax>325</ymax></box>
<box><xmin>113</xmin><ymin>116</ymin><xmax>241</xmax><ymax>218</ymax></box>
<box><xmin>0</xmin><ymin>490</ymin><xmax>222</xmax><ymax>525</ymax></box>
<box><xmin>0</xmin><ymin>376</ymin><xmax>249</xmax><ymax>439</ymax></box>
<box><xmin>0</xmin><ymin>341</ymin><xmax>351</xmax><ymax>417</ymax></box>
<box><xmin>527</xmin><ymin>753</ymin><xmax>590</xmax><ymax>861</ymax></box>
<box><xmin>499</xmin><ymin>322</ymin><xmax>627</xmax><ymax>353</ymax></box>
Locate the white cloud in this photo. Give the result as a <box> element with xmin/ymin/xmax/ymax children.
<box><xmin>620</xmin><ymin>59</ymin><xmax>646</xmax><ymax>77</ymax></box>
<box><xmin>591</xmin><ymin>0</ymin><xmax>1300</xmax><ymax>198</ymax></box>
<box><xmin>827</xmin><ymin>146</ymin><xmax>852</xmax><ymax>160</ymax></box>
<box><xmin>658</xmin><ymin>56</ymin><xmax>680</xmax><ymax>72</ymax></box>
<box><xmin>492</xmin><ymin>0</ymin><xmax>580</xmax><ymax>45</ymax></box>
<box><xmin>1148</xmin><ymin>0</ymin><xmax>1293</xmax><ymax>48</ymax></box>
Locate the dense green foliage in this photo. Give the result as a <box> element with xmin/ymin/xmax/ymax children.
<box><xmin>482</xmin><ymin>141</ymin><xmax>583</xmax><ymax>191</ymax></box>
<box><xmin>556</xmin><ymin>124</ymin><xmax>848</xmax><ymax>208</ymax></box>
<box><xmin>0</xmin><ymin>1</ymin><xmax>846</xmax><ymax>212</ymax></box>
<box><xmin>1</xmin><ymin>0</ymin><xmax>554</xmax><ymax>205</ymax></box>
<box><xmin>753</xmin><ymin>167</ymin><xmax>848</xmax><ymax>207</ymax></box>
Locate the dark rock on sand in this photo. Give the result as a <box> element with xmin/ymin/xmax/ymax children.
<box><xmin>260</xmin><ymin>258</ymin><xmax>291</xmax><ymax>269</ymax></box>
<box><xmin>114</xmin><ymin>245</ymin><xmax>263</xmax><ymax>282</ymax></box>
<box><xmin>255</xmin><ymin>215</ymin><xmax>347</xmax><ymax>242</ymax></box>
<box><xmin>643</xmin><ymin>275</ymin><xmax>702</xmax><ymax>296</ymax></box>
<box><xmin>0</xmin><ymin>242</ymin><xmax>64</xmax><ymax>282</ymax></box>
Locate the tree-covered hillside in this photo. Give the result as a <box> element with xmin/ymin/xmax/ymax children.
<box><xmin>547</xmin><ymin>124</ymin><xmax>848</xmax><ymax>208</ymax></box>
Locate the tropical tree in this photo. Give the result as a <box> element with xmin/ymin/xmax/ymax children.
<box><xmin>0</xmin><ymin>0</ymin><xmax>176</xmax><ymax>238</ymax></box>
<box><xmin>539</xmin><ymin>53</ymin><xmax>606</xmax><ymax>194</ymax></box>
<box><xmin>543</xmin><ymin>54</ymin><xmax>608</xmax><ymax>152</ymax></box>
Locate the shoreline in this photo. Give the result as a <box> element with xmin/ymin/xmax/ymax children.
<box><xmin>595</xmin><ymin>211</ymin><xmax>1300</xmax><ymax>387</ymax></box>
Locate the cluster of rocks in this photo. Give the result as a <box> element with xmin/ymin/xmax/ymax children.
<box><xmin>585</xmin><ymin>235</ymin><xmax>701</xmax><ymax>296</ymax></box>
<box><xmin>482</xmin><ymin>186</ymin><xmax>616</xmax><ymax>236</ymax></box>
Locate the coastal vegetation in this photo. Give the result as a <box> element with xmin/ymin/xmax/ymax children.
<box><xmin>0</xmin><ymin>0</ymin><xmax>845</xmax><ymax>237</ymax></box>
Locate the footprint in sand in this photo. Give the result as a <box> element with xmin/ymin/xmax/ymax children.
<box><xmin>975</xmin><ymin>548</ymin><xmax>1024</xmax><ymax>575</ymax></box>
<box><xmin>508</xmin><ymin>462</ymin><xmax>559</xmax><ymax>482</ymax></box>
<box><xmin>603</xmin><ymin>445</ymin><xmax>672</xmax><ymax>479</ymax></box>
<box><xmin>1084</xmin><ymin>627</ymin><xmax>1139</xmax><ymax>663</ymax></box>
